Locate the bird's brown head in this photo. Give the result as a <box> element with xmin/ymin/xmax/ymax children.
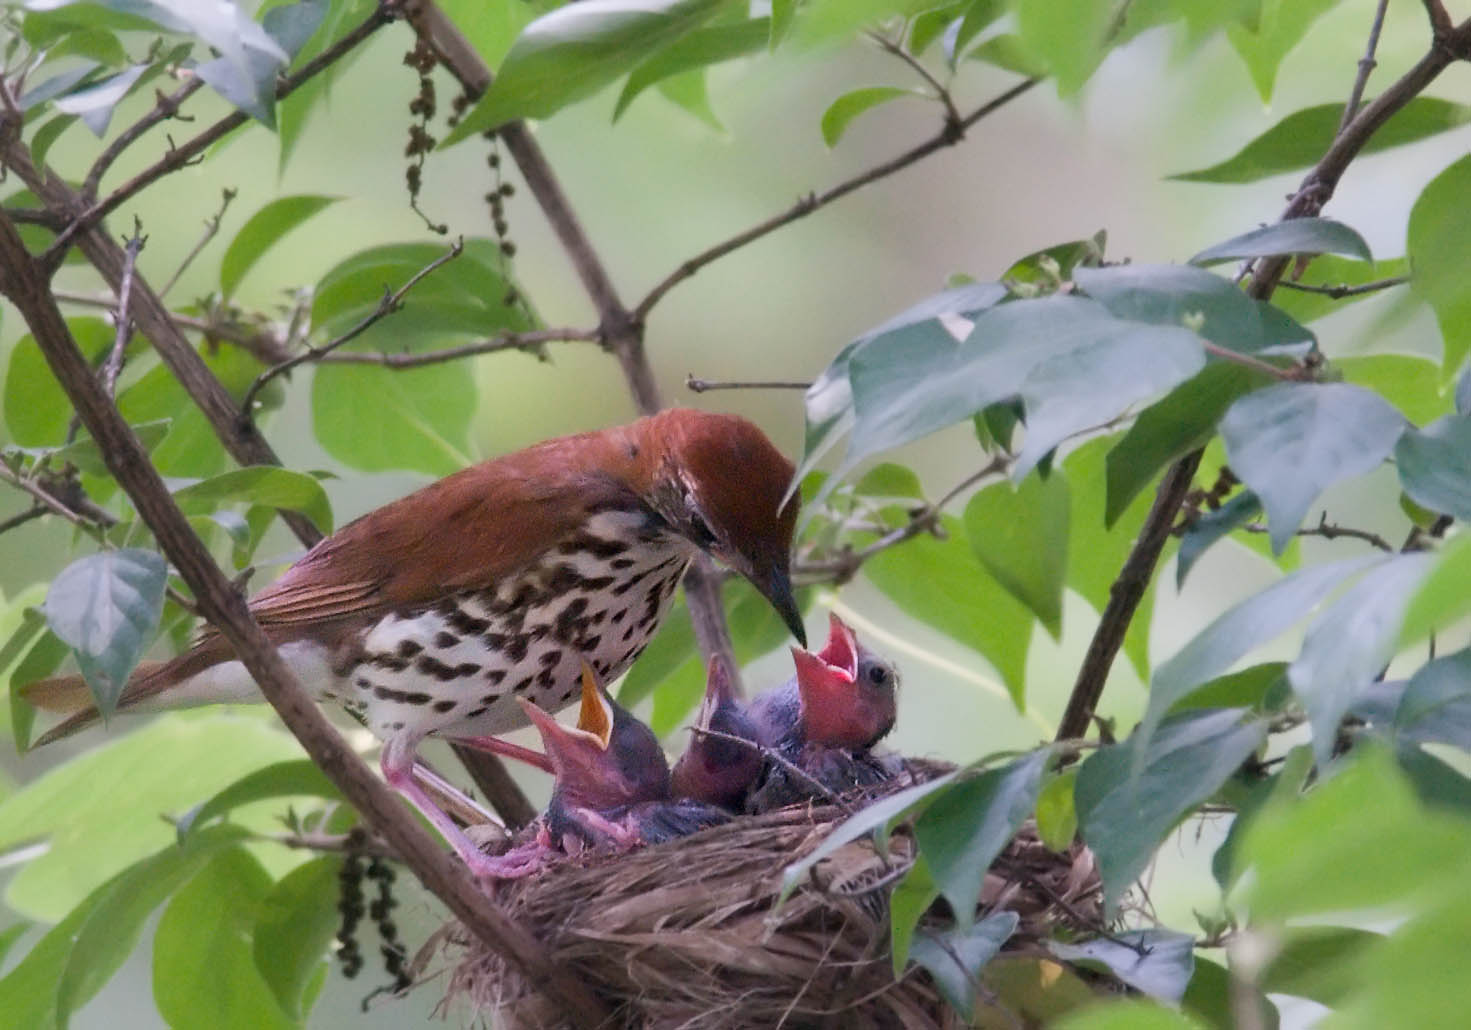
<box><xmin>641</xmin><ymin>409</ymin><xmax>805</xmax><ymax>646</ymax></box>
<box><xmin>518</xmin><ymin>664</ymin><xmax>670</xmax><ymax>810</ymax></box>
<box><xmin>791</xmin><ymin>613</ymin><xmax>899</xmax><ymax>750</ymax></box>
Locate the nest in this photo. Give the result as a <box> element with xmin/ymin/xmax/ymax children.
<box><xmin>434</xmin><ymin>775</ymin><xmax>1109</xmax><ymax>1030</ymax></box>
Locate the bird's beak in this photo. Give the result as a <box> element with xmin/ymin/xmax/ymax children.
<box><xmin>574</xmin><ymin>663</ymin><xmax>614</xmax><ymax>749</ymax></box>
<box><xmin>516</xmin><ymin>669</ymin><xmax>613</xmax><ymax>776</ymax></box>
<box><xmin>761</xmin><ymin>562</ymin><xmax>806</xmax><ymax>648</ymax></box>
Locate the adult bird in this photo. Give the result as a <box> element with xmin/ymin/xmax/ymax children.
<box><xmin>22</xmin><ymin>409</ymin><xmax>802</xmax><ymax>877</ymax></box>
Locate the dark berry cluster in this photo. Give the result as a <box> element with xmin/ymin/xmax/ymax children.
<box><xmin>482</xmin><ymin>134</ymin><xmax>523</xmax><ymax>309</ymax></box>
<box><xmin>402</xmin><ymin>41</ymin><xmax>448</xmax><ymax>235</ymax></box>
<box><xmin>335</xmin><ymin>848</ymin><xmax>366</xmax><ymax>979</ymax></box>
<box><xmin>366</xmin><ymin>857</ymin><xmax>412</xmax><ymax>996</ymax></box>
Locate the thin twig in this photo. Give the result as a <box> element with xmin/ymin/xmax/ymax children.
<box><xmin>158</xmin><ymin>187</ymin><xmax>235</xmax><ymax>299</ymax></box>
<box><xmin>796</xmin><ymin>457</ymin><xmax>1008</xmax><ymax>584</ymax></box>
<box><xmin>239</xmin><ymin>238</ymin><xmax>464</xmax><ymax>419</ymax></box>
<box><xmin>866</xmin><ymin>30</ymin><xmax>962</xmax><ymax>130</ymax></box>
<box><xmin>691</xmin><ymin>726</ymin><xmax>854</xmax><ymax>815</ymax></box>
<box><xmin>686</xmin><ymin>375</ymin><xmax>810</xmax><ymax>393</ymax></box>
<box><xmin>0</xmin><ymin>504</ymin><xmax>46</xmax><ymax>536</ymax></box>
<box><xmin>0</xmin><ymin>462</ymin><xmax>105</xmax><ymax>538</ymax></box>
<box><xmin>308</xmin><ymin>326</ymin><xmax>598</xmax><ymax>369</ymax></box>
<box><xmin>1339</xmin><ymin>0</ymin><xmax>1391</xmax><ymax>135</ymax></box>
<box><xmin>1274</xmin><ymin>274</ymin><xmax>1408</xmax><ymax>299</ymax></box>
<box><xmin>82</xmin><ymin>77</ymin><xmax>203</xmax><ymax>199</ymax></box>
<box><xmin>1200</xmin><ymin>341</ymin><xmax>1296</xmax><ymax>380</ymax></box>
<box><xmin>1242</xmin><ymin>512</ymin><xmax>1394</xmax><ymax>553</ymax></box>
<box><xmin>45</xmin><ymin>2</ymin><xmax>394</xmax><ymax>259</ymax></box>
<box><xmin>102</xmin><ymin>222</ymin><xmax>145</xmax><ymax>397</ymax></box>
<box><xmin>632</xmin><ymin>77</ymin><xmax>1039</xmax><ymax>323</ymax></box>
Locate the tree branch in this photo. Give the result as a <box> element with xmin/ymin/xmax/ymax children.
<box><xmin>1243</xmin><ymin>512</ymin><xmax>1394</xmax><ymax>553</ymax></box>
<box><xmin>158</xmin><ymin>187</ymin><xmax>235</xmax><ymax>299</ymax></box>
<box><xmin>0</xmin><ymin>207</ymin><xmax>611</xmax><ymax>1030</ymax></box>
<box><xmin>632</xmin><ymin>77</ymin><xmax>1039</xmax><ymax>323</ymax></box>
<box><xmin>82</xmin><ymin>77</ymin><xmax>204</xmax><ymax>200</ymax></box>
<box><xmin>1339</xmin><ymin>0</ymin><xmax>1390</xmax><ymax>135</ymax></box>
<box><xmin>1054</xmin><ymin>11</ymin><xmax>1471</xmax><ymax>742</ymax></box>
<box><xmin>102</xmin><ymin>223</ymin><xmax>145</xmax><ymax>398</ymax></box>
<box><xmin>686</xmin><ymin>375</ymin><xmax>810</xmax><ymax>393</ymax></box>
<box><xmin>1273</xmin><ymin>274</ymin><xmax>1407</xmax><ymax>299</ymax></box>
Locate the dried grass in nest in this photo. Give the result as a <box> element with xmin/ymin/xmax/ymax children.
<box><xmin>434</xmin><ymin>776</ymin><xmax>1108</xmax><ymax>1030</ymax></box>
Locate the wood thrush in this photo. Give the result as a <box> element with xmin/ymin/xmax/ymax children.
<box><xmin>23</xmin><ymin>409</ymin><xmax>800</xmax><ymax>877</ymax></box>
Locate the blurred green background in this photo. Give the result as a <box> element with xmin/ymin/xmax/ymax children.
<box><xmin>1</xmin><ymin>1</ymin><xmax>1465</xmax><ymax>1024</ymax></box>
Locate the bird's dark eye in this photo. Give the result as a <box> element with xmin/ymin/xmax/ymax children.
<box><xmin>867</xmin><ymin>664</ymin><xmax>889</xmax><ymax>687</ymax></box>
<box><xmin>688</xmin><ymin>512</ymin><xmax>717</xmax><ymax>546</ymax></box>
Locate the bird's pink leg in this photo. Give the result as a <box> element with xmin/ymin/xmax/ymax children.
<box><xmin>411</xmin><ymin>762</ymin><xmax>500</xmax><ymax>831</ymax></box>
<box><xmin>450</xmin><ymin>734</ymin><xmax>554</xmax><ymax>774</ymax></box>
<box><xmin>380</xmin><ymin>736</ymin><xmax>522</xmax><ymax>879</ymax></box>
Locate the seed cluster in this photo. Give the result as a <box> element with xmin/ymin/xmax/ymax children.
<box><xmin>334</xmin><ymin>837</ymin><xmax>410</xmax><ymax>996</ymax></box>
<box><xmin>402</xmin><ymin>40</ymin><xmax>449</xmax><ymax>235</ymax></box>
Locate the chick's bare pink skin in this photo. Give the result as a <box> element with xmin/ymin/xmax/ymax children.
<box><xmin>776</xmin><ymin>613</ymin><xmax>898</xmax><ymax>751</ymax></box>
<box><xmin>671</xmin><ymin>656</ymin><xmax>763</xmax><ymax>809</ymax></box>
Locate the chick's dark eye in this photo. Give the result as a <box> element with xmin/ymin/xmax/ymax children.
<box><xmin>867</xmin><ymin>665</ymin><xmax>889</xmax><ymax>687</ymax></box>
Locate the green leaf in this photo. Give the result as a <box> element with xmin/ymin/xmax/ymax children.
<box><xmin>963</xmin><ymin>472</ymin><xmax>1069</xmax><ymax>637</ymax></box>
<box><xmin>909</xmin><ymin>911</ymin><xmax>1018</xmax><ymax>1020</ymax></box>
<box><xmin>42</xmin><ymin>549</ymin><xmax>167</xmax><ymax>717</ymax></box>
<box><xmin>846</xmin><ymin>295</ymin><xmax>1203</xmax><ymax>476</ymax></box>
<box><xmin>1259</xmin><ymin>926</ymin><xmax>1382</xmax><ymax>1007</ymax></box>
<box><xmin>819</xmin><ymin>86</ymin><xmax>925</xmax><ymax>147</ymax></box>
<box><xmin>8</xmin><ymin>618</ymin><xmax>67</xmax><ymax>753</ymax></box>
<box><xmin>1337</xmin><ymin>352</ymin><xmax>1449</xmax><ymax>425</ymax></box>
<box><xmin>1171</xmin><ymin>98</ymin><xmax>1471</xmax><ymax>183</ymax></box>
<box><xmin>854</xmin><ymin>462</ymin><xmax>924</xmax><ymax>500</ymax></box>
<box><xmin>1220</xmin><ymin>382</ymin><xmax>1405</xmax><ymax>552</ymax></box>
<box><xmin>4</xmin><ymin>318</ymin><xmax>112</xmax><ymax>445</ymax></box>
<box><xmin>966</xmin><ymin>34</ymin><xmax>1048</xmax><ymax>77</ymax></box>
<box><xmin>53</xmin><ymin>64</ymin><xmax>145</xmax><ymax>135</ymax></box>
<box><xmin>770</xmin><ymin>0</ymin><xmax>795</xmax><ymax>47</ymax></box>
<box><xmin>1412</xmin><ymin>156</ymin><xmax>1471</xmax><ymax>379</ymax></box>
<box><xmin>1053</xmin><ymin>1000</ymin><xmax>1205</xmax><ymax>1030</ymax></box>
<box><xmin>1241</xmin><ymin>743</ymin><xmax>1471</xmax><ymax>918</ymax></box>
<box><xmin>614</xmin><ymin>18</ymin><xmax>767</xmax><ymax>121</ymax></box>
<box><xmin>443</xmin><ymin>0</ymin><xmax>725</xmax><ymax>144</ymax></box>
<box><xmin>1073</xmin><ymin>263</ymin><xmax>1313</xmax><ymax>357</ymax></box>
<box><xmin>1035</xmin><ymin>767</ymin><xmax>1077</xmax><ymax>850</ymax></box>
<box><xmin>154</xmin><ymin>847</ymin><xmax>296</xmax><ymax>1030</ymax></box>
<box><xmin>30</xmin><ymin>114</ymin><xmax>79</xmax><ymax>168</ymax></box>
<box><xmin>312</xmin><ymin>362</ymin><xmax>474</xmax><ymax>476</ymax></box>
<box><xmin>1395</xmin><ymin>415</ymin><xmax>1471</xmax><ymax>522</ymax></box>
<box><xmin>1105</xmin><ymin>364</ymin><xmax>1269</xmax><ymax>527</ymax></box>
<box><xmin>1013</xmin><ymin>0</ymin><xmax>1112</xmax><ymax>95</ymax></box>
<box><xmin>1076</xmin><ymin>708</ymin><xmax>1265</xmax><ymax>907</ymax></box>
<box><xmin>950</xmin><ymin>0</ymin><xmax>1005</xmax><ymax>62</ymax></box>
<box><xmin>0</xmin><ymin>922</ymin><xmax>26</xmax><ymax>967</ymax></box>
<box><xmin>176</xmin><ymin>759</ymin><xmax>342</xmax><ymax>839</ymax></box>
<box><xmin>1397</xmin><ymin>647</ymin><xmax>1471</xmax><ymax>741</ymax></box>
<box><xmin>1003</xmin><ymin>232</ymin><xmax>1107</xmax><ymax>286</ymax></box>
<box><xmin>1190</xmin><ymin>218</ymin><xmax>1371</xmax><ymax>266</ymax></box>
<box><xmin>252</xmin><ymin>856</ymin><xmax>342</xmax><ymax>1020</ymax></box>
<box><xmin>793</xmin><ymin>282</ymin><xmax>1008</xmax><ymax>497</ymax></box>
<box><xmin>913</xmin><ymin>750</ymin><xmax>1046</xmax><ymax>927</ymax></box>
<box><xmin>1148</xmin><ymin>555</ymin><xmax>1381</xmax><ymax>734</ymax></box>
<box><xmin>220</xmin><ymin>194</ymin><xmax>340</xmax><ymax>299</ymax></box>
<box><xmin>1176</xmin><ymin>490</ymin><xmax>1262</xmax><ymax>587</ymax></box>
<box><xmin>43</xmin><ymin>418</ymin><xmax>172</xmax><ymax>478</ymax></box>
<box><xmin>1399</xmin><ymin>535</ymin><xmax>1471</xmax><ymax>646</ymax></box>
<box><xmin>863</xmin><ymin>513</ymin><xmax>1034</xmax><ymax>707</ymax></box>
<box><xmin>42</xmin><ymin>26</ymin><xmax>128</xmax><ymax>67</ymax></box>
<box><xmin>887</xmin><ymin>857</ymin><xmax>937</xmax><ymax>971</ymax></box>
<box><xmin>276</xmin><ymin>0</ymin><xmax>376</xmax><ymax>170</ymax></box>
<box><xmin>1288</xmin><ymin>554</ymin><xmax>1433</xmax><ymax>765</ymax></box>
<box><xmin>1051</xmin><ymin>929</ymin><xmax>1195</xmax><ymax>1003</ymax></box>
<box><xmin>172</xmin><ymin>466</ymin><xmax>334</xmax><ymax>535</ymax></box>
<box><xmin>1226</xmin><ymin>0</ymin><xmax>1345</xmax><ymax>102</ymax></box>
<box><xmin>777</xmin><ymin>771</ymin><xmax>960</xmax><ymax>905</ymax></box>
<box><xmin>1172</xmin><ymin>661</ymin><xmax>1289</xmax><ymax>716</ymax></box>
<box><xmin>118</xmin><ymin>342</ymin><xmax>262</xmax><ymax>478</ymax></box>
<box><xmin>56</xmin><ymin>826</ymin><xmax>248</xmax><ymax>1023</ymax></box>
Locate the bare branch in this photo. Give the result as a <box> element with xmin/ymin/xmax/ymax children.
<box><xmin>867</xmin><ymin>30</ymin><xmax>962</xmax><ymax>131</ymax></box>
<box><xmin>83</xmin><ymin>78</ymin><xmax>203</xmax><ymax>199</ymax></box>
<box><xmin>686</xmin><ymin>375</ymin><xmax>810</xmax><ymax>393</ymax></box>
<box><xmin>239</xmin><ymin>238</ymin><xmax>465</xmax><ymax>419</ymax></box>
<box><xmin>1199</xmin><ymin>341</ymin><xmax>1297</xmax><ymax>380</ymax></box>
<box><xmin>0</xmin><ymin>504</ymin><xmax>46</xmax><ymax>536</ymax></box>
<box><xmin>1274</xmin><ymin>274</ymin><xmax>1408</xmax><ymax>299</ymax></box>
<box><xmin>1242</xmin><ymin>512</ymin><xmax>1395</xmax><ymax>553</ymax></box>
<box><xmin>633</xmin><ymin>77</ymin><xmax>1039</xmax><ymax>323</ymax></box>
<box><xmin>158</xmin><ymin>187</ymin><xmax>235</xmax><ymax>299</ymax></box>
<box><xmin>310</xmin><ymin>326</ymin><xmax>599</xmax><ymax>369</ymax></box>
<box><xmin>1339</xmin><ymin>0</ymin><xmax>1391</xmax><ymax>135</ymax></box>
<box><xmin>102</xmin><ymin>221</ymin><xmax>145</xmax><ymax>397</ymax></box>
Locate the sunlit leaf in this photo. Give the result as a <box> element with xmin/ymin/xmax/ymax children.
<box><xmin>175</xmin><ymin>759</ymin><xmax>341</xmax><ymax>839</ymax></box>
<box><xmin>171</xmin><ymin>467</ymin><xmax>334</xmax><ymax>535</ymax></box>
<box><xmin>220</xmin><ymin>194</ymin><xmax>340</xmax><ymax>299</ymax></box>
<box><xmin>614</xmin><ymin>19</ymin><xmax>767</xmax><ymax>121</ymax></box>
<box><xmin>820</xmin><ymin>86</ymin><xmax>926</xmax><ymax>147</ymax></box>
<box><xmin>964</xmin><ymin>472</ymin><xmax>1068</xmax><ymax>637</ymax></box>
<box><xmin>1226</xmin><ymin>0</ymin><xmax>1345</xmax><ymax>102</ymax></box>
<box><xmin>252</xmin><ymin>856</ymin><xmax>342</xmax><ymax>1020</ymax></box>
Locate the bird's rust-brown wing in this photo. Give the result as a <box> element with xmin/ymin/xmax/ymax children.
<box><xmin>241</xmin><ymin>428</ymin><xmax>643</xmax><ymax>636</ymax></box>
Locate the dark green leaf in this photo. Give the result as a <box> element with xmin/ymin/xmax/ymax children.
<box><xmin>1399</xmin><ymin>535</ymin><xmax>1471</xmax><ymax>645</ymax></box>
<box><xmin>154</xmin><ymin>847</ymin><xmax>295</xmax><ymax>1030</ymax></box>
<box><xmin>1226</xmin><ymin>0</ymin><xmax>1344</xmax><ymax>102</ymax></box>
<box><xmin>1034</xmin><ymin>767</ymin><xmax>1077</xmax><ymax>850</ymax></box>
<box><xmin>1191</xmin><ymin>218</ymin><xmax>1371</xmax><ymax>266</ymax></box>
<box><xmin>0</xmin><ymin>923</ymin><xmax>26</xmax><ymax>967</ymax></box>
<box><xmin>172</xmin><ymin>466</ymin><xmax>334</xmax><ymax>535</ymax></box>
<box><xmin>1051</xmin><ymin>929</ymin><xmax>1194</xmax><ymax>1002</ymax></box>
<box><xmin>1076</xmin><ymin>708</ymin><xmax>1265</xmax><ymax>906</ymax></box>
<box><xmin>42</xmin><ymin>26</ymin><xmax>128</xmax><ymax>67</ymax></box>
<box><xmin>1271</xmin><ymin>256</ymin><xmax>1410</xmax><ymax>324</ymax></box>
<box><xmin>42</xmin><ymin>549</ymin><xmax>167</xmax><ymax>717</ymax></box>
<box><xmin>1396</xmin><ymin>647</ymin><xmax>1471</xmax><ymax>750</ymax></box>
<box><xmin>1395</xmin><ymin>741</ymin><xmax>1471</xmax><ymax>815</ymax></box>
<box><xmin>52</xmin><ymin>64</ymin><xmax>144</xmax><ymax>135</ymax></box>
<box><xmin>252</xmin><ymin>856</ymin><xmax>342</xmax><ymax>1019</ymax></box>
<box><xmin>1288</xmin><ymin>554</ymin><xmax>1433</xmax><ymax>765</ymax></box>
<box><xmin>778</xmin><ymin>771</ymin><xmax>960</xmax><ymax>905</ymax></box>
<box><xmin>820</xmin><ymin>86</ymin><xmax>926</xmax><ymax>147</ymax></box>
<box><xmin>443</xmin><ymin>0</ymin><xmax>724</xmax><ymax>144</ymax></box>
<box><xmin>176</xmin><ymin>759</ymin><xmax>342</xmax><ymax>839</ymax></box>
<box><xmin>963</xmin><ymin>472</ymin><xmax>1069</xmax><ymax>637</ymax></box>
<box><xmin>1259</xmin><ymin>926</ymin><xmax>1382</xmax><ymax>1006</ymax></box>
<box><xmin>1171</xmin><ymin>662</ymin><xmax>1289</xmax><ymax>716</ymax></box>
<box><xmin>913</xmin><ymin>751</ymin><xmax>1046</xmax><ymax>926</ymax></box>
<box><xmin>1171</xmin><ymin>99</ymin><xmax>1471</xmax><ymax>183</ymax></box>
<box><xmin>4</xmin><ymin>319</ymin><xmax>112</xmax><ymax>445</ymax></box>
<box><xmin>118</xmin><ymin>342</ymin><xmax>262</xmax><ymax>478</ymax></box>
<box><xmin>1051</xmin><ymin>1001</ymin><xmax>1203</xmax><ymax>1030</ymax></box>
<box><xmin>1396</xmin><ymin>415</ymin><xmax>1471</xmax><ymax>522</ymax></box>
<box><xmin>909</xmin><ymin>912</ymin><xmax>1018</xmax><ymax>1019</ymax></box>
<box><xmin>262</xmin><ymin>0</ymin><xmax>328</xmax><ymax>58</ymax></box>
<box><xmin>864</xmin><ymin>513</ymin><xmax>1034</xmax><ymax>706</ymax></box>
<box><xmin>1003</xmin><ymin>232</ymin><xmax>1107</xmax><ymax>286</ymax></box>
<box><xmin>770</xmin><ymin>0</ymin><xmax>795</xmax><ymax>47</ymax></box>
<box><xmin>1176</xmin><ymin>490</ymin><xmax>1261</xmax><ymax>587</ymax></box>
<box><xmin>1148</xmin><ymin>556</ymin><xmax>1381</xmax><ymax>732</ymax></box>
<box><xmin>220</xmin><ymin>194</ymin><xmax>340</xmax><ymax>299</ymax></box>
<box><xmin>1220</xmin><ymin>382</ymin><xmax>1405</xmax><ymax>552</ymax></box>
<box><xmin>1073</xmin><ymin>263</ymin><xmax>1313</xmax><ymax>356</ymax></box>
<box><xmin>614</xmin><ymin>19</ymin><xmax>768</xmax><ymax>121</ymax></box>
<box><xmin>1184</xmin><ymin>956</ymin><xmax>1279</xmax><ymax>1030</ymax></box>
<box><xmin>1105</xmin><ymin>364</ymin><xmax>1268</xmax><ymax>527</ymax></box>
<box><xmin>1458</xmin><ymin>363</ymin><xmax>1471</xmax><ymax>416</ymax></box>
